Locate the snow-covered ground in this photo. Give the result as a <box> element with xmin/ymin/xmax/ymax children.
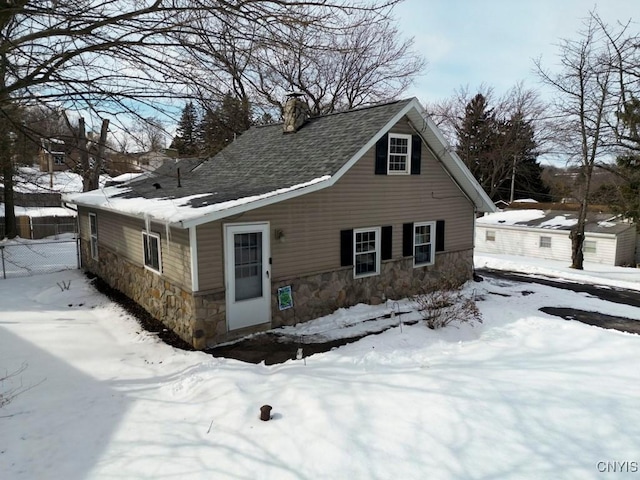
<box><xmin>1</xmin><ymin>254</ymin><xmax>640</xmax><ymax>479</ymax></box>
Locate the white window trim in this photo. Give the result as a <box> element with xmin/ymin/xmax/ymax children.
<box><xmin>353</xmin><ymin>227</ymin><xmax>381</xmax><ymax>278</ymax></box>
<box><xmin>89</xmin><ymin>212</ymin><xmax>98</xmax><ymax>260</ymax></box>
<box><xmin>387</xmin><ymin>133</ymin><xmax>412</xmax><ymax>175</ymax></box>
<box><xmin>142</xmin><ymin>231</ymin><xmax>162</xmax><ymax>274</ymax></box>
<box><xmin>414</xmin><ymin>221</ymin><xmax>436</xmax><ymax>267</ymax></box>
<box><xmin>539</xmin><ymin>236</ymin><xmax>552</xmax><ymax>248</ymax></box>
<box><xmin>486</xmin><ymin>230</ymin><xmax>496</xmax><ymax>242</ymax></box>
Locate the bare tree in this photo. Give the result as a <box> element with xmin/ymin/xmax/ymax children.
<box><xmin>535</xmin><ymin>13</ymin><xmax>625</xmax><ymax>269</ymax></box>
<box><xmin>1</xmin><ymin>0</ymin><xmax>400</xmax><ymax>237</ymax></box>
<box><xmin>177</xmin><ymin>7</ymin><xmax>424</xmax><ymax>117</ymax></box>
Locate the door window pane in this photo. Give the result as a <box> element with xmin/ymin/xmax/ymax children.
<box><xmin>234</xmin><ymin>232</ymin><xmax>262</xmax><ymax>301</ymax></box>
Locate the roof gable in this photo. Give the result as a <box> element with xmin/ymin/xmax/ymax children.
<box><xmin>66</xmin><ymin>97</ymin><xmax>495</xmax><ymax>227</ymax></box>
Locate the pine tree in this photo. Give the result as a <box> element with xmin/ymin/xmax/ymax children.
<box><xmin>170</xmin><ymin>102</ymin><xmax>199</xmax><ymax>156</ymax></box>
<box><xmin>198</xmin><ymin>94</ymin><xmax>252</xmax><ymax>157</ymax></box>
<box><xmin>455</xmin><ymin>94</ymin><xmax>499</xmax><ymax>195</ymax></box>
<box><xmin>455</xmin><ymin>93</ymin><xmax>549</xmax><ymax>202</ymax></box>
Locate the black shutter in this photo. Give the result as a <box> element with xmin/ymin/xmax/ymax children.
<box><xmin>381</xmin><ymin>226</ymin><xmax>392</xmax><ymax>260</ymax></box>
<box><xmin>410</xmin><ymin>135</ymin><xmax>421</xmax><ymax>175</ymax></box>
<box><xmin>403</xmin><ymin>222</ymin><xmax>414</xmax><ymax>257</ymax></box>
<box><xmin>436</xmin><ymin>220</ymin><xmax>445</xmax><ymax>252</ymax></box>
<box><xmin>375</xmin><ymin>134</ymin><xmax>388</xmax><ymax>175</ymax></box>
<box><xmin>340</xmin><ymin>229</ymin><xmax>354</xmax><ymax>266</ymax></box>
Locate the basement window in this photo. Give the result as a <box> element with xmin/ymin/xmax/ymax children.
<box><xmin>539</xmin><ymin>236</ymin><xmax>552</xmax><ymax>248</ymax></box>
<box><xmin>142</xmin><ymin>231</ymin><xmax>162</xmax><ymax>273</ymax></box>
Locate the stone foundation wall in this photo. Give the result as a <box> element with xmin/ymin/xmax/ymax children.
<box><xmin>82</xmin><ymin>239</ymin><xmax>472</xmax><ymax>349</ymax></box>
<box><xmin>271</xmin><ymin>249</ymin><xmax>473</xmax><ymax>328</ymax></box>
<box><xmin>80</xmin><ymin>240</ymin><xmax>203</xmax><ymax>348</ymax></box>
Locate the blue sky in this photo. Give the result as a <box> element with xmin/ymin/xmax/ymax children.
<box><xmin>394</xmin><ymin>0</ymin><xmax>638</xmax><ymax>105</ymax></box>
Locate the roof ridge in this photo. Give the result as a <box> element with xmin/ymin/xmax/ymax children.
<box><xmin>253</xmin><ymin>97</ymin><xmax>414</xmax><ymax>129</ymax></box>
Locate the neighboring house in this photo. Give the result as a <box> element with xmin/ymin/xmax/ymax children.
<box><xmin>39</xmin><ymin>138</ymin><xmax>69</xmax><ymax>172</ymax></box>
<box><xmin>476</xmin><ymin>209</ymin><xmax>637</xmax><ymax>266</ymax></box>
<box><xmin>66</xmin><ymin>97</ymin><xmax>495</xmax><ymax>349</ymax></box>
<box><xmin>108</xmin><ymin>149</ymin><xmax>178</xmax><ymax>175</ymax></box>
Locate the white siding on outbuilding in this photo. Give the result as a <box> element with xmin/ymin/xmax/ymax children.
<box><xmin>475</xmin><ymin>224</ymin><xmax>633</xmax><ymax>266</ymax></box>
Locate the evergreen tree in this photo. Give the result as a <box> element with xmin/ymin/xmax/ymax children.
<box><xmin>455</xmin><ymin>94</ymin><xmax>500</xmax><ymax>196</ymax></box>
<box><xmin>455</xmin><ymin>93</ymin><xmax>548</xmax><ymax>202</ymax></box>
<box><xmin>170</xmin><ymin>102</ymin><xmax>200</xmax><ymax>156</ymax></box>
<box><xmin>497</xmin><ymin>113</ymin><xmax>549</xmax><ymax>202</ymax></box>
<box><xmin>198</xmin><ymin>94</ymin><xmax>252</xmax><ymax>156</ymax></box>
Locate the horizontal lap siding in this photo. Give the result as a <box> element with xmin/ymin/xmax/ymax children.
<box><xmin>79</xmin><ymin>208</ymin><xmax>191</xmax><ymax>289</ymax></box>
<box><xmin>615</xmin><ymin>227</ymin><xmax>637</xmax><ymax>265</ymax></box>
<box><xmin>476</xmin><ymin>225</ymin><xmax>622</xmax><ymax>265</ymax></box>
<box><xmin>197</xmin><ymin>118</ymin><xmax>476</xmax><ymax>291</ymax></box>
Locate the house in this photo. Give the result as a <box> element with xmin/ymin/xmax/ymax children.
<box><xmin>108</xmin><ymin>149</ymin><xmax>178</xmax><ymax>175</ymax></box>
<box><xmin>65</xmin><ymin>97</ymin><xmax>495</xmax><ymax>349</ymax></box>
<box><xmin>39</xmin><ymin>138</ymin><xmax>69</xmax><ymax>172</ymax></box>
<box><xmin>475</xmin><ymin>209</ymin><xmax>637</xmax><ymax>266</ymax></box>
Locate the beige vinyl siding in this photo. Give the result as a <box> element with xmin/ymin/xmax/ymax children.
<box><xmin>196</xmin><ymin>117</ymin><xmax>476</xmax><ymax>291</ymax></box>
<box><xmin>78</xmin><ymin>208</ymin><xmax>191</xmax><ymax>289</ymax></box>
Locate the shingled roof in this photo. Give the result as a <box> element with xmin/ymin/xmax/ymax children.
<box><xmin>66</xmin><ymin>97</ymin><xmax>495</xmax><ymax>226</ymax></box>
<box><xmin>118</xmin><ymin>98</ymin><xmax>413</xmax><ymax>204</ymax></box>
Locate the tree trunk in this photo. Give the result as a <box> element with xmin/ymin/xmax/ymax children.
<box><xmin>89</xmin><ymin>119</ymin><xmax>109</xmax><ymax>191</ymax></box>
<box><xmin>78</xmin><ymin>118</ymin><xmax>91</xmax><ymax>192</ymax></box>
<box><xmin>0</xmin><ymin>117</ymin><xmax>17</xmax><ymax>239</ymax></box>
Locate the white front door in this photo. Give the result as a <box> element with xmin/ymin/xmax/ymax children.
<box><xmin>224</xmin><ymin>223</ymin><xmax>271</xmax><ymax>331</ymax></box>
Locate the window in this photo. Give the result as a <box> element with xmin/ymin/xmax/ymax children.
<box><xmin>583</xmin><ymin>240</ymin><xmax>596</xmax><ymax>254</ymax></box>
<box><xmin>414</xmin><ymin>222</ymin><xmax>435</xmax><ymax>266</ymax></box>
<box><xmin>539</xmin><ymin>236</ymin><xmax>552</xmax><ymax>248</ymax></box>
<box><xmin>53</xmin><ymin>154</ymin><xmax>65</xmax><ymax>165</ymax></box>
<box><xmin>387</xmin><ymin>133</ymin><xmax>412</xmax><ymax>174</ymax></box>
<box><xmin>486</xmin><ymin>230</ymin><xmax>496</xmax><ymax>242</ymax></box>
<box><xmin>354</xmin><ymin>227</ymin><xmax>380</xmax><ymax>277</ymax></box>
<box><xmin>89</xmin><ymin>213</ymin><xmax>98</xmax><ymax>259</ymax></box>
<box><xmin>142</xmin><ymin>231</ymin><xmax>162</xmax><ymax>273</ymax></box>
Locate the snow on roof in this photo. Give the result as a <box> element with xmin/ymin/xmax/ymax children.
<box><xmin>478</xmin><ymin>209</ymin><xmax>631</xmax><ymax>234</ymax></box>
<box><xmin>109</xmin><ymin>173</ymin><xmax>144</xmax><ymax>183</ymax></box>
<box><xmin>64</xmin><ymin>175</ymin><xmax>332</xmax><ymax>225</ymax></box>
<box><xmin>512</xmin><ymin>198</ymin><xmax>538</xmax><ymax>203</ymax></box>
<box><xmin>538</xmin><ymin>215</ymin><xmax>578</xmax><ymax>229</ymax></box>
<box><xmin>477</xmin><ymin>209</ymin><xmax>546</xmax><ymax>225</ymax></box>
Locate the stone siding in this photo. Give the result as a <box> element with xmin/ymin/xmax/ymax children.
<box><xmin>271</xmin><ymin>249</ymin><xmax>473</xmax><ymax>328</ymax></box>
<box><xmin>80</xmin><ymin>240</ymin><xmax>203</xmax><ymax>348</ymax></box>
<box><xmin>82</xmin><ymin>238</ymin><xmax>472</xmax><ymax>349</ymax></box>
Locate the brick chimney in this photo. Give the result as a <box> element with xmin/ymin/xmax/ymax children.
<box><xmin>283</xmin><ymin>93</ymin><xmax>309</xmax><ymax>133</ymax></box>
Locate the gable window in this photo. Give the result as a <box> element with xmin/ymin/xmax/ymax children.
<box><xmin>539</xmin><ymin>236</ymin><xmax>552</xmax><ymax>248</ymax></box>
<box><xmin>354</xmin><ymin>227</ymin><xmax>381</xmax><ymax>277</ymax></box>
<box><xmin>388</xmin><ymin>133</ymin><xmax>412</xmax><ymax>174</ymax></box>
<box><xmin>375</xmin><ymin>133</ymin><xmax>421</xmax><ymax>175</ymax></box>
<box><xmin>89</xmin><ymin>213</ymin><xmax>98</xmax><ymax>260</ymax></box>
<box><xmin>486</xmin><ymin>230</ymin><xmax>496</xmax><ymax>242</ymax></box>
<box><xmin>413</xmin><ymin>222</ymin><xmax>436</xmax><ymax>266</ymax></box>
<box><xmin>142</xmin><ymin>231</ymin><xmax>162</xmax><ymax>273</ymax></box>
<box><xmin>583</xmin><ymin>240</ymin><xmax>596</xmax><ymax>254</ymax></box>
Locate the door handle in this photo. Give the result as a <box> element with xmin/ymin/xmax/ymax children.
<box><xmin>266</xmin><ymin>270</ymin><xmax>270</xmax><ymax>278</ymax></box>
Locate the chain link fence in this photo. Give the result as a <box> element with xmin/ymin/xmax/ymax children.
<box><xmin>0</xmin><ymin>236</ymin><xmax>80</xmax><ymax>279</ymax></box>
